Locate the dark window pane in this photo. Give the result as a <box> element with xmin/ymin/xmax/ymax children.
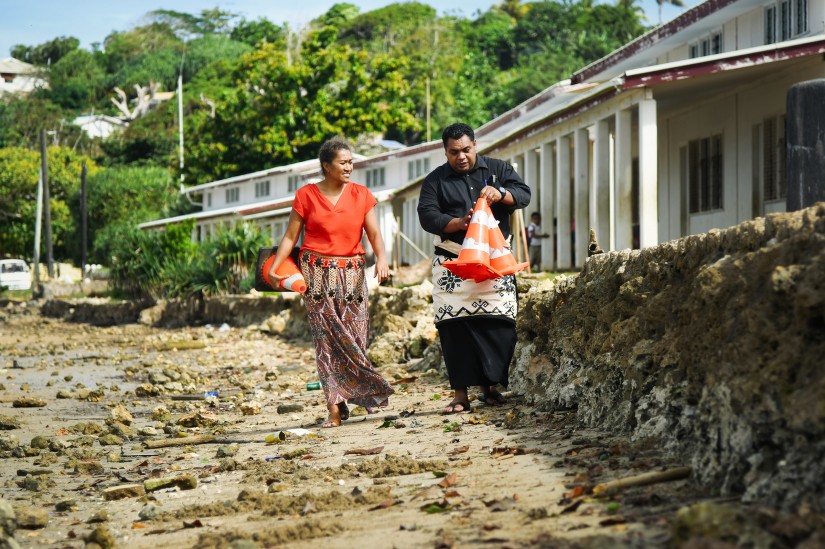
<box><xmin>711</xmin><ymin>135</ymin><xmax>723</xmax><ymax>210</ymax></box>
<box><xmin>763</xmin><ymin>118</ymin><xmax>776</xmax><ymax>200</ymax></box>
<box><xmin>689</xmin><ymin>140</ymin><xmax>700</xmax><ymax>213</ymax></box>
<box><xmin>700</xmin><ymin>138</ymin><xmax>710</xmax><ymax>212</ymax></box>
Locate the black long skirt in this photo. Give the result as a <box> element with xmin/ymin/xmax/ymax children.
<box><xmin>437</xmin><ymin>316</ymin><xmax>517</xmax><ymax>389</ymax></box>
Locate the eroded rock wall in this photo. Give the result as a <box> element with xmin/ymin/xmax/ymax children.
<box><xmin>510</xmin><ymin>203</ymin><xmax>825</xmax><ymax>511</ymax></box>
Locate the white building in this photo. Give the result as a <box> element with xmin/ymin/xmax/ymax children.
<box><xmin>0</xmin><ymin>57</ymin><xmax>44</xmax><ymax>95</ymax></box>
<box><xmin>144</xmin><ymin>0</ymin><xmax>825</xmax><ymax>271</ymax></box>
<box><xmin>72</xmin><ymin>114</ymin><xmax>128</xmax><ymax>139</ymax></box>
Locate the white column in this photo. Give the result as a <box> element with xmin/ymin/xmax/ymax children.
<box><xmin>574</xmin><ymin>127</ymin><xmax>590</xmax><ymax>267</ymax></box>
<box><xmin>540</xmin><ymin>142</ymin><xmax>555</xmax><ymax>270</ymax></box>
<box><xmin>615</xmin><ymin>108</ymin><xmax>633</xmax><ymax>250</ymax></box>
<box><xmin>556</xmin><ymin>136</ymin><xmax>572</xmax><ymax>270</ymax></box>
<box><xmin>593</xmin><ymin>118</ymin><xmax>611</xmax><ymax>251</ymax></box>
<box><xmin>523</xmin><ymin>148</ymin><xmax>539</xmax><ymax>269</ymax></box>
<box><xmin>638</xmin><ymin>98</ymin><xmax>658</xmax><ymax>248</ymax></box>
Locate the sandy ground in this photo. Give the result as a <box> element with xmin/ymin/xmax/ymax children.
<box><xmin>0</xmin><ymin>312</ymin><xmax>707</xmax><ymax>549</ymax></box>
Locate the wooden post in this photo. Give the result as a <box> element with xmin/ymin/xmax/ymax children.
<box><xmin>517</xmin><ymin>210</ymin><xmax>532</xmax><ymax>274</ymax></box>
<box><xmin>394</xmin><ymin>217</ymin><xmax>401</xmax><ymax>270</ymax></box>
<box><xmin>40</xmin><ymin>128</ymin><xmax>53</xmax><ymax>279</ymax></box>
<box><xmin>80</xmin><ymin>162</ymin><xmax>87</xmax><ymax>286</ymax></box>
<box><xmin>33</xmin><ymin>173</ymin><xmax>43</xmax><ymax>287</ymax></box>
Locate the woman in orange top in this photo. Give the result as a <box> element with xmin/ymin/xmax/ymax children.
<box><xmin>267</xmin><ymin>138</ymin><xmax>394</xmax><ymax>428</ymax></box>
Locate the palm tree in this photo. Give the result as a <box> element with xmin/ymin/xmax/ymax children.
<box><xmin>657</xmin><ymin>0</ymin><xmax>686</xmax><ymax>25</ymax></box>
<box><xmin>616</xmin><ymin>0</ymin><xmax>649</xmax><ymax>22</ymax></box>
<box><xmin>494</xmin><ymin>0</ymin><xmax>530</xmax><ymax>21</ymax></box>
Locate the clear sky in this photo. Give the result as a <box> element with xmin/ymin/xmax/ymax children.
<box><xmin>1</xmin><ymin>0</ymin><xmax>701</xmax><ymax>58</ymax></box>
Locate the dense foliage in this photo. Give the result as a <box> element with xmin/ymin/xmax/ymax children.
<box><xmin>109</xmin><ymin>222</ymin><xmax>268</xmax><ymax>299</ymax></box>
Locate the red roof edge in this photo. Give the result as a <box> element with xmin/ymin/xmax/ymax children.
<box><xmin>571</xmin><ymin>0</ymin><xmax>740</xmax><ymax>85</ymax></box>
<box><xmin>623</xmin><ymin>38</ymin><xmax>825</xmax><ymax>89</ymax></box>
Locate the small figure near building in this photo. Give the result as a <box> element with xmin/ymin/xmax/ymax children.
<box><xmin>526</xmin><ymin>212</ymin><xmax>549</xmax><ymax>272</ymax></box>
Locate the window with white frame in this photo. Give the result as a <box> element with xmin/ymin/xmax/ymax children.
<box><xmin>685</xmin><ymin>134</ymin><xmax>723</xmax><ymax>214</ymax></box>
<box><xmin>766</xmin><ymin>0</ymin><xmax>806</xmax><ymax>44</ymax></box>
<box><xmin>255</xmin><ymin>180</ymin><xmax>270</xmax><ymax>198</ymax></box>
<box><xmin>288</xmin><ymin>175</ymin><xmax>301</xmax><ymax>192</ymax></box>
<box><xmin>407</xmin><ymin>158</ymin><xmax>430</xmax><ymax>180</ymax></box>
<box><xmin>225</xmin><ymin>187</ymin><xmax>240</xmax><ymax>203</ymax></box>
<box><xmin>366</xmin><ymin>167</ymin><xmax>385</xmax><ymax>188</ymax></box>
<box><xmin>689</xmin><ymin>31</ymin><xmax>722</xmax><ymax>59</ymax></box>
<box><xmin>207</xmin><ymin>193</ymin><xmax>212</xmax><ymax>207</ymax></box>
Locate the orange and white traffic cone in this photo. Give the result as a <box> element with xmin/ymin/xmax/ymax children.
<box><xmin>443</xmin><ymin>198</ymin><xmax>503</xmax><ymax>282</ymax></box>
<box><xmin>488</xmin><ymin>211</ymin><xmax>529</xmax><ymax>276</ymax></box>
<box><xmin>261</xmin><ymin>256</ymin><xmax>307</xmax><ymax>293</ymax></box>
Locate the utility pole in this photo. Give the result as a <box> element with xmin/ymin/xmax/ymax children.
<box><xmin>33</xmin><ymin>172</ymin><xmax>43</xmax><ymax>287</ymax></box>
<box><xmin>286</xmin><ymin>22</ymin><xmax>291</xmax><ymax>67</ymax></box>
<box><xmin>426</xmin><ymin>76</ymin><xmax>431</xmax><ymax>142</ymax></box>
<box><xmin>80</xmin><ymin>162</ymin><xmax>87</xmax><ymax>284</ymax></box>
<box><xmin>178</xmin><ymin>73</ymin><xmax>184</xmax><ymax>183</ymax></box>
<box><xmin>39</xmin><ymin>128</ymin><xmax>53</xmax><ymax>279</ymax></box>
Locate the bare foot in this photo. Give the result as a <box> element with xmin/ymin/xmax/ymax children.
<box><xmin>322</xmin><ymin>403</ymin><xmax>342</xmax><ymax>428</ymax></box>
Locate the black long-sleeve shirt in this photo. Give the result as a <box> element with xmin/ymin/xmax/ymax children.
<box><xmin>417</xmin><ymin>155</ymin><xmax>532</xmax><ymax>248</ymax></box>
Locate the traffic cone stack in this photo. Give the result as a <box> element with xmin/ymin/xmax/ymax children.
<box><xmin>488</xmin><ymin>212</ymin><xmax>529</xmax><ymax>276</ymax></box>
<box><xmin>262</xmin><ymin>256</ymin><xmax>307</xmax><ymax>293</ymax></box>
<box><xmin>443</xmin><ymin>198</ymin><xmax>503</xmax><ymax>282</ymax></box>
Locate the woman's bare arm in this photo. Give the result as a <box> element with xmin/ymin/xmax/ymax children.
<box><xmin>363</xmin><ymin>208</ymin><xmax>389</xmax><ymax>282</ymax></box>
<box><xmin>266</xmin><ymin>209</ymin><xmax>305</xmax><ymax>285</ymax></box>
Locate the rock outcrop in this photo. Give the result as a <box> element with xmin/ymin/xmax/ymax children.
<box><xmin>510</xmin><ymin>203</ymin><xmax>825</xmax><ymax>511</ymax></box>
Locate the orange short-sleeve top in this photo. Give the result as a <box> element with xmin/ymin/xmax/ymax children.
<box><xmin>292</xmin><ymin>183</ymin><xmax>377</xmax><ymax>256</ymax></box>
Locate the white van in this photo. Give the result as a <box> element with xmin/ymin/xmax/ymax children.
<box><xmin>0</xmin><ymin>260</ymin><xmax>31</xmax><ymax>291</ymax></box>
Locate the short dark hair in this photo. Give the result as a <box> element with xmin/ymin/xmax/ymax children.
<box><xmin>318</xmin><ymin>137</ymin><xmax>351</xmax><ymax>174</ymax></box>
<box><xmin>442</xmin><ymin>123</ymin><xmax>475</xmax><ymax>148</ymax></box>
<box><xmin>531</xmin><ymin>212</ymin><xmax>541</xmax><ymax>219</ymax></box>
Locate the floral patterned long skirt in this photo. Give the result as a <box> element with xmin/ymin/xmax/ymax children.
<box><xmin>300</xmin><ymin>250</ymin><xmax>394</xmax><ymax>408</ymax></box>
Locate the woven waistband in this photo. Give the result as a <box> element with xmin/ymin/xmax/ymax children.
<box><xmin>300</xmin><ymin>250</ymin><xmax>365</xmax><ymax>270</ymax></box>
<box><xmin>301</xmin><ymin>250</ymin><xmax>364</xmax><ymax>261</ymax></box>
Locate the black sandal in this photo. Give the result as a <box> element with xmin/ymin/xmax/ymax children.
<box><xmin>339</xmin><ymin>402</ymin><xmax>350</xmax><ymax>422</ymax></box>
<box><xmin>441</xmin><ymin>400</ymin><xmax>470</xmax><ymax>415</ymax></box>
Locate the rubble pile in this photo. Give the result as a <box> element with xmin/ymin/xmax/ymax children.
<box><xmin>510</xmin><ymin>203</ymin><xmax>825</xmax><ymax>510</ymax></box>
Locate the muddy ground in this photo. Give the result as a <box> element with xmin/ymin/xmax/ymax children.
<box><xmin>0</xmin><ymin>310</ymin><xmax>814</xmax><ymax>549</ymax></box>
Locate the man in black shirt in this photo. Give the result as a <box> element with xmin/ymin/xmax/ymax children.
<box><xmin>417</xmin><ymin>123</ymin><xmax>531</xmax><ymax>414</ymax></box>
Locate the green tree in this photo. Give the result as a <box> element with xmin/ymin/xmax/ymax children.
<box><xmin>10</xmin><ymin>36</ymin><xmax>80</xmax><ymax>65</ymax></box>
<box><xmin>102</xmin><ymin>23</ymin><xmax>182</xmax><ymax>74</ymax></box>
<box><xmin>0</xmin><ymin>146</ymin><xmax>99</xmax><ymax>260</ymax></box>
<box><xmin>44</xmin><ymin>48</ymin><xmax>107</xmax><ymax>110</ymax></box>
<box><xmin>0</xmin><ymin>96</ymin><xmax>90</xmax><ymax>151</ymax></box>
<box><xmin>230</xmin><ymin>17</ymin><xmax>284</xmax><ymax>47</ymax></box>
<box><xmin>183</xmin><ymin>28</ymin><xmax>418</xmax><ymax>183</ymax></box>
<box><xmin>315</xmin><ymin>3</ymin><xmax>361</xmax><ymax>28</ymax></box>
<box><xmin>182</xmin><ymin>35</ymin><xmax>251</xmax><ymax>82</ymax></box>
<box><xmin>64</xmin><ymin>165</ymin><xmax>191</xmax><ymax>265</ymax></box>
<box><xmin>493</xmin><ymin>0</ymin><xmax>530</xmax><ymax>21</ymax></box>
<box><xmin>147</xmin><ymin>8</ymin><xmax>239</xmax><ymax>37</ymax></box>
<box><xmin>656</xmin><ymin>0</ymin><xmax>686</xmax><ymax>24</ymax></box>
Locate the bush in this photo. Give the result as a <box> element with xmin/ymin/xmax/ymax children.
<box><xmin>109</xmin><ymin>221</ymin><xmax>269</xmax><ymax>299</ymax></box>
